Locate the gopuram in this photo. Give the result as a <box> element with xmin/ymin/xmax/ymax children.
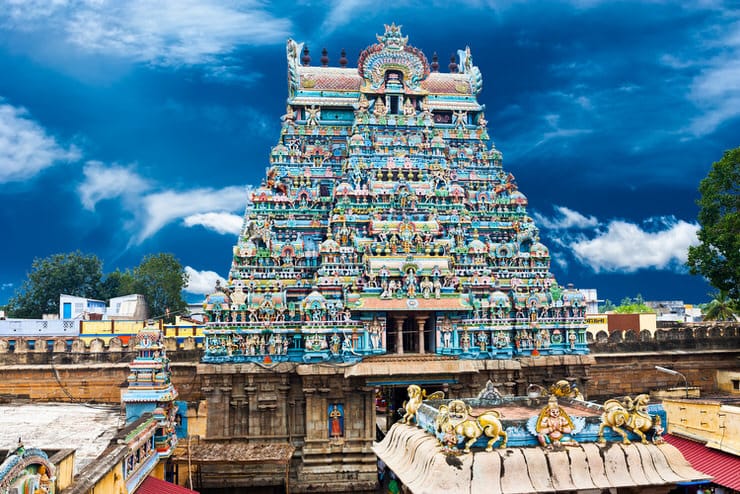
<box><xmin>194</xmin><ymin>24</ymin><xmax>593</xmax><ymax>492</ymax></box>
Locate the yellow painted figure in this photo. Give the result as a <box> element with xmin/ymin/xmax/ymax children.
<box><xmin>535</xmin><ymin>396</ymin><xmax>577</xmax><ymax>447</ymax></box>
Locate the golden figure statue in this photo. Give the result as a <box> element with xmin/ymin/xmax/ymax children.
<box><xmin>434</xmin><ymin>399</ymin><xmax>507</xmax><ymax>452</ymax></box>
<box><xmin>598</xmin><ymin>394</ymin><xmax>662</xmax><ymax>445</ymax></box>
<box><xmin>401</xmin><ymin>384</ymin><xmax>444</xmax><ymax>425</ymax></box>
<box><xmin>535</xmin><ymin>396</ymin><xmax>577</xmax><ymax>448</ymax></box>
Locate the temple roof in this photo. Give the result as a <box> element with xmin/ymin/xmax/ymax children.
<box><xmin>374</xmin><ymin>424</ymin><xmax>712</xmax><ymax>494</ymax></box>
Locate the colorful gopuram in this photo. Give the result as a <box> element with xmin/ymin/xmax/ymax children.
<box><xmin>203</xmin><ymin>23</ymin><xmax>588</xmax><ymax>364</ymax></box>
<box><xmin>193</xmin><ymin>25</ymin><xmax>594</xmax><ymax>492</ymax></box>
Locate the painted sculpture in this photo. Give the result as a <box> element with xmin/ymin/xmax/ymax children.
<box><xmin>598</xmin><ymin>394</ymin><xmax>664</xmax><ymax>445</ymax></box>
<box><xmin>399</xmin><ymin>385</ymin><xmax>671</xmax><ymax>454</ymax></box>
<box><xmin>202</xmin><ymin>24</ymin><xmax>590</xmax><ymax>365</ymax></box>
<box><xmin>435</xmin><ymin>400</ymin><xmax>507</xmax><ymax>452</ymax></box>
<box><xmin>401</xmin><ymin>384</ymin><xmax>444</xmax><ymax>425</ymax></box>
<box><xmin>0</xmin><ymin>442</ymin><xmax>56</xmax><ymax>494</ymax></box>
<box><xmin>533</xmin><ymin>396</ymin><xmax>578</xmax><ymax>448</ymax></box>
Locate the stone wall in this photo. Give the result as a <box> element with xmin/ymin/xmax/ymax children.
<box><xmin>0</xmin><ymin>336</ymin><xmax>202</xmax><ymax>403</ymax></box>
<box><xmin>587</xmin><ymin>321</ymin><xmax>740</xmax><ymax>352</ymax></box>
<box><xmin>586</xmin><ymin>350</ymin><xmax>740</xmax><ymax>400</ymax></box>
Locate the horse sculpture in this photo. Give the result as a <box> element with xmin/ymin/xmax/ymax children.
<box><xmin>401</xmin><ymin>384</ymin><xmax>444</xmax><ymax>425</ymax></box>
<box><xmin>597</xmin><ymin>394</ymin><xmax>661</xmax><ymax>444</ymax></box>
<box><xmin>435</xmin><ymin>399</ymin><xmax>507</xmax><ymax>452</ymax></box>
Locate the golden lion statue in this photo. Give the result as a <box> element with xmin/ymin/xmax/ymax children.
<box><xmin>401</xmin><ymin>384</ymin><xmax>444</xmax><ymax>425</ymax></box>
<box><xmin>435</xmin><ymin>399</ymin><xmax>507</xmax><ymax>452</ymax></box>
<box><xmin>597</xmin><ymin>394</ymin><xmax>662</xmax><ymax>444</ymax></box>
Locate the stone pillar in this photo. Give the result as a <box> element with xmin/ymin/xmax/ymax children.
<box><xmin>416</xmin><ymin>317</ymin><xmax>427</xmax><ymax>354</ymax></box>
<box><xmin>395</xmin><ymin>318</ymin><xmax>404</xmax><ymax>355</ymax></box>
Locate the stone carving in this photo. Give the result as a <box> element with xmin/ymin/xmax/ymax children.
<box><xmin>401</xmin><ymin>384</ymin><xmax>443</xmax><ymax>425</ymax></box>
<box><xmin>533</xmin><ymin>396</ymin><xmax>578</xmax><ymax>448</ymax></box>
<box><xmin>435</xmin><ymin>399</ymin><xmax>507</xmax><ymax>452</ymax></box>
<box><xmin>598</xmin><ymin>394</ymin><xmax>663</xmax><ymax>445</ymax></box>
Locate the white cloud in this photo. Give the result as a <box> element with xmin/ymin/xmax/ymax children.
<box><xmin>69</xmin><ymin>0</ymin><xmax>291</xmax><ymax>65</ymax></box>
<box><xmin>3</xmin><ymin>0</ymin><xmax>292</xmax><ymax>67</ymax></box>
<box><xmin>320</xmin><ymin>0</ymin><xmax>379</xmax><ymax>33</ymax></box>
<box><xmin>534</xmin><ymin>205</ymin><xmax>599</xmax><ymax>230</ymax></box>
<box><xmin>78</xmin><ymin>160</ymin><xmax>151</xmax><ymax>210</ymax></box>
<box><xmin>184</xmin><ymin>266</ymin><xmax>225</xmax><ymax>295</ymax></box>
<box><xmin>678</xmin><ymin>20</ymin><xmax>740</xmax><ymax>136</ymax></box>
<box><xmin>0</xmin><ymin>102</ymin><xmax>80</xmax><ymax>183</ymax></box>
<box><xmin>535</xmin><ymin>113</ymin><xmax>593</xmax><ymax>147</ymax></box>
<box><xmin>569</xmin><ymin>218</ymin><xmax>700</xmax><ymax>273</ymax></box>
<box><xmin>138</xmin><ymin>186</ymin><xmax>247</xmax><ymax>243</ymax></box>
<box><xmin>183</xmin><ymin>212</ymin><xmax>243</xmax><ymax>235</ymax></box>
<box><xmin>76</xmin><ymin>161</ymin><xmax>249</xmax><ymax>243</ymax></box>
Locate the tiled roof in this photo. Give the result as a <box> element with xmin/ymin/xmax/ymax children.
<box><xmin>135</xmin><ymin>476</ymin><xmax>198</xmax><ymax>494</ymax></box>
<box><xmin>375</xmin><ymin>424</ymin><xmax>712</xmax><ymax>494</ymax></box>
<box><xmin>664</xmin><ymin>433</ymin><xmax>740</xmax><ymax>491</ymax></box>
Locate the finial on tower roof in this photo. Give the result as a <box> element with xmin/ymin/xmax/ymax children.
<box><xmin>302</xmin><ymin>45</ymin><xmax>311</xmax><ymax>66</ymax></box>
<box><xmin>339</xmin><ymin>48</ymin><xmax>348</xmax><ymax>67</ymax></box>
<box><xmin>449</xmin><ymin>54</ymin><xmax>458</xmax><ymax>73</ymax></box>
<box><xmin>321</xmin><ymin>48</ymin><xmax>329</xmax><ymax>67</ymax></box>
<box><xmin>431</xmin><ymin>52</ymin><xmax>439</xmax><ymax>72</ymax></box>
<box><xmin>377</xmin><ymin>22</ymin><xmax>408</xmax><ymax>49</ymax></box>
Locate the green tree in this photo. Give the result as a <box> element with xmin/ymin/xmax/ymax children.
<box><xmin>687</xmin><ymin>147</ymin><xmax>740</xmax><ymax>302</ymax></box>
<box><xmin>702</xmin><ymin>291</ymin><xmax>738</xmax><ymax>321</ymax></box>
<box><xmin>6</xmin><ymin>251</ymin><xmax>103</xmax><ymax>318</ymax></box>
<box><xmin>614</xmin><ymin>295</ymin><xmax>654</xmax><ymax>314</ymax></box>
<box><xmin>132</xmin><ymin>253</ymin><xmax>189</xmax><ymax>322</ymax></box>
<box><xmin>599</xmin><ymin>299</ymin><xmax>616</xmax><ymax>312</ymax></box>
<box><xmin>98</xmin><ymin>269</ymin><xmax>137</xmax><ymax>301</ymax></box>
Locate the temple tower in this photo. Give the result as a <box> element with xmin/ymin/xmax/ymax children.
<box><xmin>197</xmin><ymin>25</ymin><xmax>592</xmax><ymax>492</ymax></box>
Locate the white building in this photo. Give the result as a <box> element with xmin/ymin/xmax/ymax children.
<box><xmin>58</xmin><ymin>294</ymin><xmax>148</xmax><ymax>320</ymax></box>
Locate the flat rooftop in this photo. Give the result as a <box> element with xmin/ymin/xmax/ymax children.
<box><xmin>0</xmin><ymin>402</ymin><xmax>122</xmax><ymax>474</ymax></box>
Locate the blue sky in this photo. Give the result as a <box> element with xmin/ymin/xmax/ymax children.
<box><xmin>1</xmin><ymin>1</ymin><xmax>737</xmax><ymax>306</ymax></box>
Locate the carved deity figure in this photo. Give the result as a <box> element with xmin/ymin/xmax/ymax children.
<box><xmin>477</xmin><ymin>330</ymin><xmax>489</xmax><ymax>351</ymax></box>
<box><xmin>460</xmin><ymin>330</ymin><xmax>471</xmax><ymax>351</ymax></box>
<box><xmin>305</xmin><ymin>105</ymin><xmax>321</xmax><ymax>127</ymax></box>
<box><xmin>369</xmin><ymin>318</ymin><xmax>383</xmax><ymax>349</ymax></box>
<box><xmin>403</xmin><ymin>98</ymin><xmax>416</xmax><ymax>116</ymax></box>
<box><xmin>420</xmin><ymin>276</ymin><xmax>433</xmax><ymax>298</ymax></box>
<box><xmin>373</xmin><ymin>97</ymin><xmax>387</xmax><ymax>117</ymax></box>
<box><xmin>329</xmin><ymin>404</ymin><xmax>344</xmax><ymax>438</ymax></box>
<box><xmin>535</xmin><ymin>397</ymin><xmax>577</xmax><ymax>448</ymax></box>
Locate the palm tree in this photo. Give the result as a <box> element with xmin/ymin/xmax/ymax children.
<box><xmin>702</xmin><ymin>291</ymin><xmax>739</xmax><ymax>321</ymax></box>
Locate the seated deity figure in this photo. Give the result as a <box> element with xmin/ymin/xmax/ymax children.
<box><xmin>535</xmin><ymin>397</ymin><xmax>577</xmax><ymax>448</ymax></box>
<box><xmin>403</xmin><ymin>98</ymin><xmax>416</xmax><ymax>116</ymax></box>
<box><xmin>373</xmin><ymin>97</ymin><xmax>387</xmax><ymax>117</ymax></box>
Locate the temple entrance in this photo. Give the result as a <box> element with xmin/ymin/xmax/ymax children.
<box><xmin>384</xmin><ymin>312</ymin><xmax>436</xmax><ymax>354</ymax></box>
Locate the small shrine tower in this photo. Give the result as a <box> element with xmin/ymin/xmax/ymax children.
<box><xmin>121</xmin><ymin>327</ymin><xmax>178</xmax><ymax>458</ymax></box>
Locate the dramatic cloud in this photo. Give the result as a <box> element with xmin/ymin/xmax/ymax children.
<box><xmin>78</xmin><ymin>161</ymin><xmax>151</xmax><ymax>210</ymax></box>
<box><xmin>533</xmin><ymin>205</ymin><xmax>599</xmax><ymax>230</ymax></box>
<box><xmin>0</xmin><ymin>102</ymin><xmax>80</xmax><ymax>183</ymax></box>
<box><xmin>569</xmin><ymin>218</ymin><xmax>700</xmax><ymax>273</ymax></box>
<box><xmin>183</xmin><ymin>212</ymin><xmax>243</xmax><ymax>235</ymax></box>
<box><xmin>2</xmin><ymin>0</ymin><xmax>292</xmax><ymax>66</ymax></box>
<box><xmin>184</xmin><ymin>266</ymin><xmax>225</xmax><ymax>295</ymax></box>
<box><xmin>77</xmin><ymin>162</ymin><xmax>248</xmax><ymax>243</ymax></box>
<box><xmin>669</xmin><ymin>20</ymin><xmax>740</xmax><ymax>136</ymax></box>
<box><xmin>137</xmin><ymin>186</ymin><xmax>247</xmax><ymax>243</ymax></box>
